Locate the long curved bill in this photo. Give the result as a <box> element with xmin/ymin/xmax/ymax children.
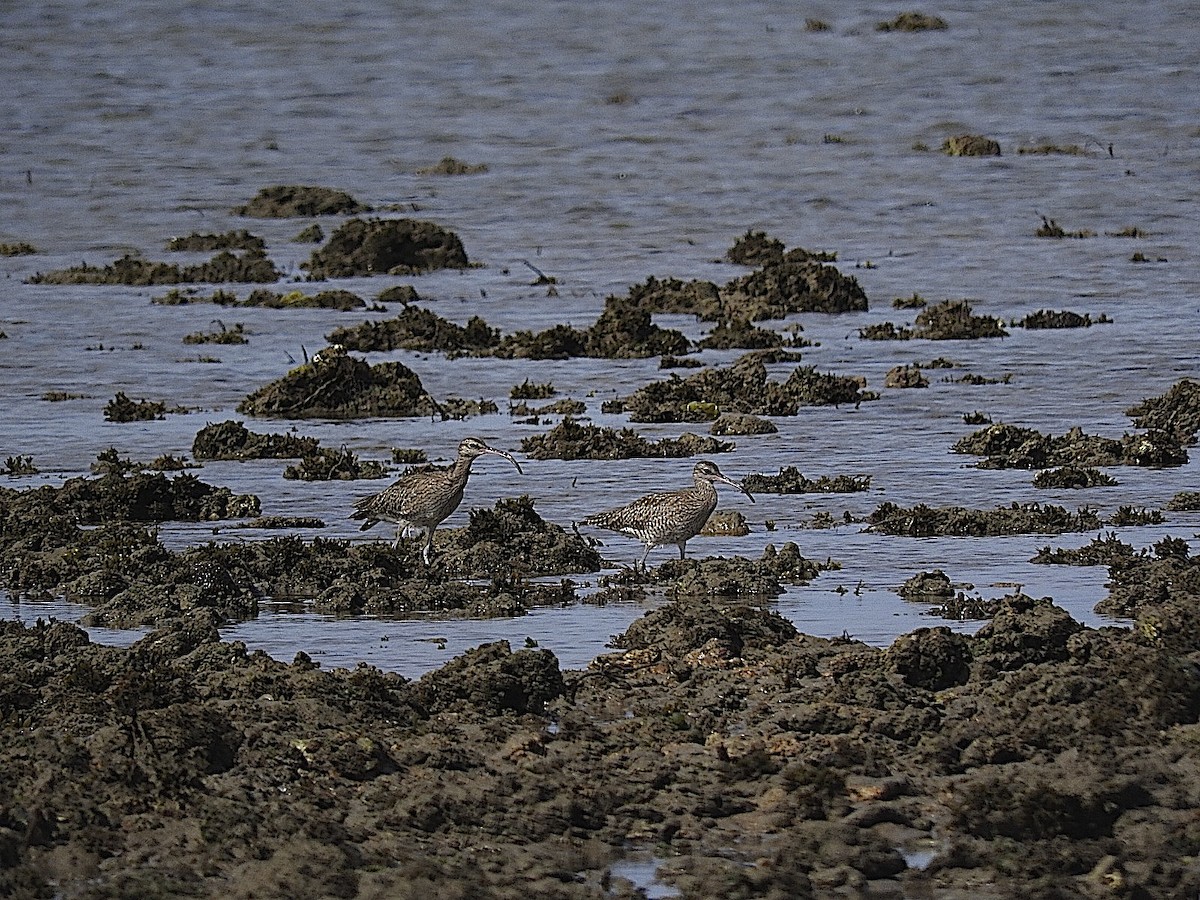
<box><xmin>716</xmin><ymin>472</ymin><xmax>754</xmax><ymax>502</ymax></box>
<box><xmin>484</xmin><ymin>446</ymin><xmax>524</xmax><ymax>475</ymax></box>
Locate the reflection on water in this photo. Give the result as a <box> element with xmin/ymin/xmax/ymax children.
<box><xmin>0</xmin><ymin>0</ymin><xmax>1195</xmax><ymax>674</ymax></box>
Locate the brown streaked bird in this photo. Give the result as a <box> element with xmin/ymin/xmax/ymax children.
<box><xmin>580</xmin><ymin>459</ymin><xmax>754</xmax><ymax>568</ymax></box>
<box><xmin>351</xmin><ymin>437</ymin><xmax>522</xmax><ymax>564</ymax></box>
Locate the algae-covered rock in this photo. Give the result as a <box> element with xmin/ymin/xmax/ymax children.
<box><xmin>954</xmin><ymin>423</ymin><xmax>1187</xmax><ymax>469</ymax></box>
<box><xmin>104</xmin><ymin>392</ymin><xmax>168</xmax><ymax>422</ymax></box>
<box><xmin>282</xmin><ymin>448</ymin><xmax>389</xmax><ymax>481</ymax></box>
<box><xmin>913</xmin><ymin>299</ymin><xmax>1007</xmax><ymax>339</ymax></box>
<box><xmin>412</xmin><ymin>640</ymin><xmax>563</xmax><ymax>715</ymax></box>
<box><xmin>867</xmin><ymin>501</ymin><xmax>1103</xmax><ymax>537</ymax></box>
<box><xmin>233</xmin><ymin>185</ymin><xmax>370</xmax><ymax>217</ymax></box>
<box><xmin>721</xmin><ymin>256</ymin><xmax>869</xmax><ymax>318</ymax></box>
<box><xmin>1125</xmin><ymin>378</ymin><xmax>1200</xmax><ymax>444</ymax></box>
<box><xmin>726</xmin><ymin>229</ymin><xmax>786</xmax><ymax>266</ymax></box>
<box><xmin>237</xmin><ymin>349</ymin><xmax>435</xmax><ymax>419</ymax></box>
<box><xmin>1014</xmin><ymin>309</ymin><xmax>1112</xmax><ymax>329</ymax></box>
<box><xmin>1032</xmin><ymin>466</ymin><xmax>1118</xmax><ymax>489</ymax></box>
<box><xmin>242</xmin><ymin>288</ymin><xmax>366</xmax><ymax>310</ymax></box>
<box><xmin>898</xmin><ymin>569</ymin><xmax>955</xmax><ymax>602</ymax></box>
<box><xmin>329</xmin><ymin>305</ymin><xmax>499</xmax><ymax>354</ymax></box>
<box><xmin>520</xmin><ymin>417</ymin><xmax>732</xmax><ymax>460</ymax></box>
<box><xmin>166</xmin><ymin>230</ymin><xmax>265</xmax><ymax>252</ymax></box>
<box><xmin>877</xmin><ymin>12</ymin><xmax>948</xmax><ymax>31</ymax></box>
<box><xmin>28</xmin><ymin>249</ymin><xmax>281</xmax><ymax>285</ymax></box>
<box><xmin>192</xmin><ymin>420</ymin><xmax>320</xmax><ymax>460</ymax></box>
<box><xmin>698</xmin><ymin>319</ymin><xmax>784</xmax><ymax>350</ymax></box>
<box><xmin>885</xmin><ymin>364</ymin><xmax>929</xmax><ymax>388</ymax></box>
<box><xmin>941</xmin><ymin>135</ymin><xmax>1001</xmax><ymax>157</ymax></box>
<box><xmin>303</xmin><ymin>217</ymin><xmax>469</xmax><ymax>278</ymax></box>
<box><xmin>709</xmin><ymin>413</ymin><xmax>778</xmax><ymax>436</ymax></box>
<box><xmin>744</xmin><ymin>466</ymin><xmax>871</xmax><ymax>494</ymax></box>
<box><xmin>621</xmin><ymin>352</ymin><xmax>875</xmax><ymax>423</ymax></box>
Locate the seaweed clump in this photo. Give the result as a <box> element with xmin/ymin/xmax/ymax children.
<box><xmin>192</xmin><ymin>421</ymin><xmax>320</xmax><ymax>460</ymax></box>
<box><xmin>866</xmin><ymin>501</ymin><xmax>1103</xmax><ymax>537</ymax></box>
<box><xmin>104</xmin><ymin>392</ymin><xmax>169</xmax><ymax>422</ymax></box>
<box><xmin>166</xmin><ymin>230</ymin><xmax>265</xmax><ymax>252</ymax></box>
<box><xmin>520</xmin><ymin>417</ymin><xmax>732</xmax><ymax>460</ymax></box>
<box><xmin>303</xmin><ymin>218</ymin><xmax>469</xmax><ymax>278</ymax></box>
<box><xmin>1014</xmin><ymin>309</ymin><xmax>1112</xmax><ymax>329</ymax></box>
<box><xmin>877</xmin><ymin>12</ymin><xmax>948</xmax><ymax>31</ymax></box>
<box><xmin>232</xmin><ymin>185</ymin><xmax>370</xmax><ymax>217</ymax></box>
<box><xmin>953</xmin><ymin>423</ymin><xmax>1187</xmax><ymax>469</ymax></box>
<box><xmin>329</xmin><ymin>305</ymin><xmax>500</xmax><ymax>355</ymax></box>
<box><xmin>1125</xmin><ymin>379</ymin><xmax>1200</xmax><ymax>445</ymax></box>
<box><xmin>744</xmin><ymin>466</ymin><xmax>871</xmax><ymax>494</ymax></box>
<box><xmin>28</xmin><ymin>249</ymin><xmax>281</xmax><ymax>285</ymax></box>
<box><xmin>941</xmin><ymin>135</ymin><xmax>1001</xmax><ymax>156</ymax></box>
<box><xmin>1032</xmin><ymin>466</ymin><xmax>1118</xmax><ymax>489</ymax></box>
<box><xmin>237</xmin><ymin>348</ymin><xmax>436</xmax><ymax>420</ymax></box>
<box><xmin>621</xmin><ymin>351</ymin><xmax>875</xmax><ymax>423</ymax></box>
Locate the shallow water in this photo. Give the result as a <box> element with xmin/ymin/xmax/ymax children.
<box><xmin>2</xmin><ymin>0</ymin><xmax>1198</xmax><ymax>675</ymax></box>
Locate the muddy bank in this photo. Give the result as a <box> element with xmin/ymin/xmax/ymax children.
<box><xmin>3</xmin><ymin>581</ymin><xmax>1198</xmax><ymax>898</ymax></box>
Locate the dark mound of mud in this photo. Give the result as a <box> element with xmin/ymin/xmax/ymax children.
<box><xmin>709</xmin><ymin>412</ymin><xmax>777</xmax><ymax>435</ymax></box>
<box><xmin>744</xmin><ymin>466</ymin><xmax>871</xmax><ymax>494</ymax></box>
<box><xmin>1032</xmin><ymin>465</ymin><xmax>1118</xmax><ymax>489</ymax></box>
<box><xmin>954</xmin><ymin>422</ymin><xmax>1188</xmax><ymax>469</ymax></box>
<box><xmin>621</xmin><ymin>351</ymin><xmax>875</xmax><ymax>423</ymax></box>
<box><xmin>166</xmin><ymin>229</ymin><xmax>266</xmax><ymax>252</ymax></box>
<box><xmin>232</xmin><ymin>184</ymin><xmax>370</xmax><ymax>217</ymax></box>
<box><xmin>1014</xmin><ymin>309</ymin><xmax>1112</xmax><ymax>329</ymax></box>
<box><xmin>303</xmin><ymin>217</ymin><xmax>468</xmax><ymax>278</ymax></box>
<box><xmin>192</xmin><ymin>420</ymin><xmax>320</xmax><ymax>460</ymax></box>
<box><xmin>237</xmin><ymin>348</ymin><xmax>435</xmax><ymax>419</ymax></box>
<box><xmin>329</xmin><ymin>305</ymin><xmax>500</xmax><ymax>354</ymax></box>
<box><xmin>867</xmin><ymin>501</ymin><xmax>1103</xmax><ymax>536</ymax></box>
<box><xmin>1125</xmin><ymin>378</ymin><xmax>1200</xmax><ymax>444</ymax></box>
<box><xmin>520</xmin><ymin>417</ymin><xmax>732</xmax><ymax>460</ymax></box>
<box><xmin>28</xmin><ymin>249</ymin><xmax>281</xmax><ymax>285</ymax></box>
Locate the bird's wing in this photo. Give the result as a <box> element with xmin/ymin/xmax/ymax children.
<box><xmin>584</xmin><ymin>489</ymin><xmax>682</xmax><ymax>529</ymax></box>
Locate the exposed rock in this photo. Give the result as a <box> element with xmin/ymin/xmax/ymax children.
<box><xmin>232</xmin><ymin>184</ymin><xmax>370</xmax><ymax>217</ymax></box>
<box><xmin>303</xmin><ymin>218</ymin><xmax>469</xmax><ymax>278</ymax></box>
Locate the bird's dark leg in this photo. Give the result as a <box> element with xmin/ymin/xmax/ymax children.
<box><xmin>678</xmin><ymin>543</ymin><xmax>686</xmax><ymax>560</ymax></box>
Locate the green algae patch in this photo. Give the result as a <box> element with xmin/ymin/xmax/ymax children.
<box><xmin>0</xmin><ymin>241</ymin><xmax>37</xmax><ymax>256</ymax></box>
<box><xmin>519</xmin><ymin>416</ymin><xmax>732</xmax><ymax>460</ymax></box>
<box><xmin>237</xmin><ymin>348</ymin><xmax>435</xmax><ymax>419</ymax></box>
<box><xmin>192</xmin><ymin>420</ymin><xmax>320</xmax><ymax>460</ymax></box>
<box><xmin>232</xmin><ymin>184</ymin><xmax>370</xmax><ymax>217</ymax></box>
<box><xmin>302</xmin><ymin>217</ymin><xmax>469</xmax><ymax>278</ymax></box>
<box><xmin>28</xmin><ymin>249</ymin><xmax>281</xmax><ymax>285</ymax></box>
